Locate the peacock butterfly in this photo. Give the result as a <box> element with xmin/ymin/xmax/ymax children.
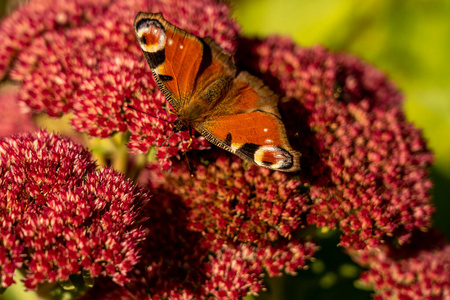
<box><xmin>134</xmin><ymin>12</ymin><xmax>300</xmax><ymax>172</ymax></box>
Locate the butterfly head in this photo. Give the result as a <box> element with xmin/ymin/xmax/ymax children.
<box><xmin>172</xmin><ymin>118</ymin><xmax>189</xmax><ymax>133</ymax></box>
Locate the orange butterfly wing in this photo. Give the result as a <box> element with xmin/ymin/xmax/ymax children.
<box><xmin>134</xmin><ymin>12</ymin><xmax>300</xmax><ymax>172</ymax></box>
<box><xmin>134</xmin><ymin>12</ymin><xmax>204</xmax><ymax>110</ymax></box>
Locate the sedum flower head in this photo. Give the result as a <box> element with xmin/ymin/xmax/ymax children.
<box><xmin>0</xmin><ymin>131</ymin><xmax>148</xmax><ymax>289</ymax></box>
<box><xmin>79</xmin><ymin>190</ymin><xmax>318</xmax><ymax>299</ymax></box>
<box><xmin>148</xmin><ymin>151</ymin><xmax>310</xmax><ymax>246</ymax></box>
<box><xmin>0</xmin><ymin>0</ymin><xmax>439</xmax><ymax>297</ymax></box>
<box><xmin>0</xmin><ymin>0</ymin><xmax>239</xmax><ymax>169</ymax></box>
<box><xmin>351</xmin><ymin>230</ymin><xmax>450</xmax><ymax>300</ymax></box>
<box><xmin>1</xmin><ymin>0</ymin><xmax>434</xmax><ymax>248</ymax></box>
<box><xmin>237</xmin><ymin>37</ymin><xmax>434</xmax><ymax>249</ymax></box>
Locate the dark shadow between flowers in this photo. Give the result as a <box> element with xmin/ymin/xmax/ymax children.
<box><xmin>235</xmin><ymin>37</ymin><xmax>331</xmax><ymax>185</ymax></box>
<box><xmin>80</xmin><ymin>189</ymin><xmax>209</xmax><ymax>299</ymax></box>
<box><xmin>135</xmin><ymin>188</ymin><xmax>210</xmax><ymax>295</ymax></box>
<box><xmin>381</xmin><ymin>228</ymin><xmax>448</xmax><ymax>261</ymax></box>
<box><xmin>235</xmin><ymin>37</ymin><xmax>286</xmax><ymax>97</ymax></box>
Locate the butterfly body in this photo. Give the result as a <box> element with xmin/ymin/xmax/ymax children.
<box><xmin>134</xmin><ymin>12</ymin><xmax>300</xmax><ymax>172</ymax></box>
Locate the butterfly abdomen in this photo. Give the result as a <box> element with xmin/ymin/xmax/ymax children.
<box><xmin>196</xmin><ymin>76</ymin><xmax>232</xmax><ymax>106</ymax></box>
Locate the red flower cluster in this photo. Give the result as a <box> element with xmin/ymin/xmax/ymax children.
<box><xmin>0</xmin><ymin>0</ymin><xmax>238</xmax><ymax>169</ymax></box>
<box><xmin>0</xmin><ymin>0</ymin><xmax>443</xmax><ymax>298</ymax></box>
<box><xmin>0</xmin><ymin>131</ymin><xmax>148</xmax><ymax>289</ymax></box>
<box><xmin>80</xmin><ymin>189</ymin><xmax>317</xmax><ymax>300</ymax></box>
<box><xmin>351</xmin><ymin>230</ymin><xmax>450</xmax><ymax>299</ymax></box>
<box><xmin>148</xmin><ymin>151</ymin><xmax>310</xmax><ymax>246</ymax></box>
<box><xmin>237</xmin><ymin>37</ymin><xmax>434</xmax><ymax>249</ymax></box>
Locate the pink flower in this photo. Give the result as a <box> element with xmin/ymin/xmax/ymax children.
<box><xmin>147</xmin><ymin>151</ymin><xmax>310</xmax><ymax>246</ymax></box>
<box><xmin>0</xmin><ymin>0</ymin><xmax>440</xmax><ymax>298</ymax></box>
<box><xmin>79</xmin><ymin>190</ymin><xmax>318</xmax><ymax>299</ymax></box>
<box><xmin>350</xmin><ymin>230</ymin><xmax>450</xmax><ymax>300</ymax></box>
<box><xmin>0</xmin><ymin>0</ymin><xmax>238</xmax><ymax>169</ymax></box>
<box><xmin>0</xmin><ymin>131</ymin><xmax>148</xmax><ymax>289</ymax></box>
<box><xmin>237</xmin><ymin>37</ymin><xmax>434</xmax><ymax>249</ymax></box>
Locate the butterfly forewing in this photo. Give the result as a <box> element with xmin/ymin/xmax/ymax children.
<box><xmin>134</xmin><ymin>12</ymin><xmax>203</xmax><ymax>110</ymax></box>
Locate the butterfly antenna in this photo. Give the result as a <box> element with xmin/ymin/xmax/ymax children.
<box><xmin>160</xmin><ymin>131</ymin><xmax>176</xmax><ymax>147</ymax></box>
<box><xmin>127</xmin><ymin>104</ymin><xmax>170</xmax><ymax>123</ymax></box>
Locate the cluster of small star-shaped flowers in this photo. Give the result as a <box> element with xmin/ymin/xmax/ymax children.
<box><xmin>201</xmin><ymin>240</ymin><xmax>316</xmax><ymax>299</ymax></box>
<box><xmin>350</xmin><ymin>230</ymin><xmax>450</xmax><ymax>300</ymax></box>
<box><xmin>0</xmin><ymin>0</ymin><xmax>439</xmax><ymax>297</ymax></box>
<box><xmin>237</xmin><ymin>37</ymin><xmax>434</xmax><ymax>250</ymax></box>
<box><xmin>0</xmin><ymin>0</ymin><xmax>238</xmax><ymax>169</ymax></box>
<box><xmin>79</xmin><ymin>189</ymin><xmax>318</xmax><ymax>300</ymax></box>
<box><xmin>148</xmin><ymin>151</ymin><xmax>310</xmax><ymax>246</ymax></box>
<box><xmin>0</xmin><ymin>130</ymin><xmax>148</xmax><ymax>289</ymax></box>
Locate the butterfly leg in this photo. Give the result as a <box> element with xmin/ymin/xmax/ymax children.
<box><xmin>183</xmin><ymin>128</ymin><xmax>196</xmax><ymax>176</ymax></box>
<box><xmin>183</xmin><ymin>151</ymin><xmax>195</xmax><ymax>177</ymax></box>
<box><xmin>186</xmin><ymin>128</ymin><xmax>194</xmax><ymax>150</ymax></box>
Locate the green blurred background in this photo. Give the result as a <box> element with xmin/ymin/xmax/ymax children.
<box><xmin>1</xmin><ymin>0</ymin><xmax>449</xmax><ymax>299</ymax></box>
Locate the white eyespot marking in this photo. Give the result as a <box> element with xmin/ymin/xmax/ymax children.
<box><xmin>263</xmin><ymin>128</ymin><xmax>268</xmax><ymax>132</ymax></box>
<box><xmin>179</xmin><ymin>45</ymin><xmax>184</xmax><ymax>49</ymax></box>
<box><xmin>168</xmin><ymin>38</ymin><xmax>173</xmax><ymax>45</ymax></box>
<box><xmin>265</xmin><ymin>139</ymin><xmax>273</xmax><ymax>144</ymax></box>
<box><xmin>254</xmin><ymin>145</ymin><xmax>293</xmax><ymax>170</ymax></box>
<box><xmin>136</xmin><ymin>19</ymin><xmax>166</xmax><ymax>53</ymax></box>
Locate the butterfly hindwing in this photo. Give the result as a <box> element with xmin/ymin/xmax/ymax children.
<box><xmin>198</xmin><ymin>72</ymin><xmax>301</xmax><ymax>172</ymax></box>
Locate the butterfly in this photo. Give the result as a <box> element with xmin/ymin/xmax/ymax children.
<box><xmin>134</xmin><ymin>12</ymin><xmax>300</xmax><ymax>172</ymax></box>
